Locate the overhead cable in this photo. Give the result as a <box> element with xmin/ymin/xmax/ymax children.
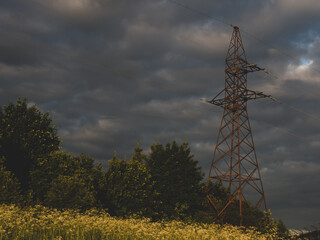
<box><xmin>253</xmin><ymin>119</ymin><xmax>309</xmax><ymax>141</ymax></box>
<box><xmin>167</xmin><ymin>0</ymin><xmax>232</xmax><ymax>28</ymax></box>
<box><xmin>167</xmin><ymin>0</ymin><xmax>320</xmax><ymax>75</ymax></box>
<box><xmin>21</xmin><ymin>0</ymin><xmax>320</xmax><ymax>122</ymax></box>
<box><xmin>271</xmin><ymin>97</ymin><xmax>320</xmax><ymax>122</ymax></box>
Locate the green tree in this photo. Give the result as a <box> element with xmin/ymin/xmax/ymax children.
<box><xmin>221</xmin><ymin>200</ymin><xmax>265</xmax><ymax>227</ymax></box>
<box><xmin>30</xmin><ymin>151</ymin><xmax>103</xmax><ymax>208</ymax></box>
<box><xmin>146</xmin><ymin>141</ymin><xmax>204</xmax><ymax>220</ymax></box>
<box><xmin>0</xmin><ymin>98</ymin><xmax>60</xmax><ymax>190</ymax></box>
<box><xmin>202</xmin><ymin>181</ymin><xmax>289</xmax><ymax>238</ymax></box>
<box><xmin>131</xmin><ymin>140</ymin><xmax>146</xmax><ymax>162</ymax></box>
<box><xmin>203</xmin><ymin>181</ymin><xmax>267</xmax><ymax>226</ymax></box>
<box><xmin>44</xmin><ymin>174</ymin><xmax>96</xmax><ymax>209</ymax></box>
<box><xmin>103</xmin><ymin>144</ymin><xmax>157</xmax><ymax>217</ymax></box>
<box><xmin>276</xmin><ymin>219</ymin><xmax>290</xmax><ymax>239</ymax></box>
<box><xmin>0</xmin><ymin>157</ymin><xmax>22</xmax><ymax>204</ymax></box>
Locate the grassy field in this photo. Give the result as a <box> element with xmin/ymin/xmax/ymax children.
<box><xmin>0</xmin><ymin>204</ymin><xmax>284</xmax><ymax>239</ymax></box>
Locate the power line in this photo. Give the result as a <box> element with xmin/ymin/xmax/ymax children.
<box><xmin>167</xmin><ymin>0</ymin><xmax>232</xmax><ymax>28</ymax></box>
<box><xmin>166</xmin><ymin>1</ymin><xmax>320</xmax><ymax>161</ymax></box>
<box><xmin>253</xmin><ymin>119</ymin><xmax>310</xmax><ymax>142</ymax></box>
<box><xmin>14</xmin><ymin>0</ymin><xmax>320</xmax><ymax>122</ymax></box>
<box><xmin>25</xmin><ymin>0</ymin><xmax>320</xmax><ymax>86</ymax></box>
<box><xmin>166</xmin><ymin>0</ymin><xmax>320</xmax><ymax>75</ymax></box>
<box><xmin>272</xmin><ymin>98</ymin><xmax>320</xmax><ymax>122</ymax></box>
<box><xmin>14</xmin><ymin>0</ymin><xmax>232</xmax><ymax>89</ymax></box>
<box><xmin>27</xmin><ymin>0</ymin><xmax>228</xmax><ymax>57</ymax></box>
<box><xmin>240</xmin><ymin>28</ymin><xmax>320</xmax><ymax>75</ymax></box>
<box><xmin>9</xmin><ymin>1</ymin><xmax>320</xmax><ymax>142</ymax></box>
<box><xmin>26</xmin><ymin>0</ymin><xmax>320</xmax><ymax>87</ymax></box>
<box><xmin>166</xmin><ymin>0</ymin><xmax>320</xmax><ymax>101</ymax></box>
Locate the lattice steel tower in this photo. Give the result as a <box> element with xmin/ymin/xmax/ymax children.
<box><xmin>204</xmin><ymin>26</ymin><xmax>269</xmax><ymax>224</ymax></box>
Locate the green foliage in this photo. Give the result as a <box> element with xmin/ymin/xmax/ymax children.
<box><xmin>44</xmin><ymin>175</ymin><xmax>96</xmax><ymax>209</ymax></box>
<box><xmin>222</xmin><ymin>201</ymin><xmax>265</xmax><ymax>228</ymax></box>
<box><xmin>203</xmin><ymin>181</ymin><xmax>289</xmax><ymax>238</ymax></box>
<box><xmin>276</xmin><ymin>219</ymin><xmax>290</xmax><ymax>239</ymax></box>
<box><xmin>146</xmin><ymin>141</ymin><xmax>204</xmax><ymax>220</ymax></box>
<box><xmin>255</xmin><ymin>211</ymin><xmax>290</xmax><ymax>238</ymax></box>
<box><xmin>0</xmin><ymin>157</ymin><xmax>22</xmax><ymax>204</ymax></box>
<box><xmin>0</xmin><ymin>98</ymin><xmax>60</xmax><ymax>189</ymax></box>
<box><xmin>30</xmin><ymin>151</ymin><xmax>102</xmax><ymax>209</ymax></box>
<box><xmin>103</xmin><ymin>146</ymin><xmax>157</xmax><ymax>217</ymax></box>
<box><xmin>204</xmin><ymin>182</ymin><xmax>265</xmax><ymax>227</ymax></box>
<box><xmin>132</xmin><ymin>140</ymin><xmax>146</xmax><ymax>162</ymax></box>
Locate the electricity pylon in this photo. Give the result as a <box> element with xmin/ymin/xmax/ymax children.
<box><xmin>204</xmin><ymin>26</ymin><xmax>269</xmax><ymax>225</ymax></box>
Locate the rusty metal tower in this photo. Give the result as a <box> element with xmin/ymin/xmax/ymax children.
<box><xmin>204</xmin><ymin>26</ymin><xmax>269</xmax><ymax>224</ymax></box>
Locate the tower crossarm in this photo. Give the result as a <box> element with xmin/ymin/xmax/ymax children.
<box><xmin>225</xmin><ymin>61</ymin><xmax>267</xmax><ymax>74</ymax></box>
<box><xmin>203</xmin><ymin>89</ymin><xmax>271</xmax><ymax>109</ymax></box>
<box><xmin>242</xmin><ymin>62</ymin><xmax>266</xmax><ymax>73</ymax></box>
<box><xmin>244</xmin><ymin>89</ymin><xmax>271</xmax><ymax>101</ymax></box>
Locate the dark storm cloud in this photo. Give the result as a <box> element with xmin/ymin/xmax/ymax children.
<box><xmin>1</xmin><ymin>0</ymin><xmax>319</xmax><ymax>228</ymax></box>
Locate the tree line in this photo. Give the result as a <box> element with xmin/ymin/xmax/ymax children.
<box><xmin>0</xmin><ymin>98</ymin><xmax>289</xmax><ymax>237</ymax></box>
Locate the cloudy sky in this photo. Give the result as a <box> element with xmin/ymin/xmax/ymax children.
<box><xmin>1</xmin><ymin>0</ymin><xmax>320</xmax><ymax>228</ymax></box>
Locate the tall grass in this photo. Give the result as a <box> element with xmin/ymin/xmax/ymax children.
<box><xmin>0</xmin><ymin>204</ymin><xmax>283</xmax><ymax>239</ymax></box>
